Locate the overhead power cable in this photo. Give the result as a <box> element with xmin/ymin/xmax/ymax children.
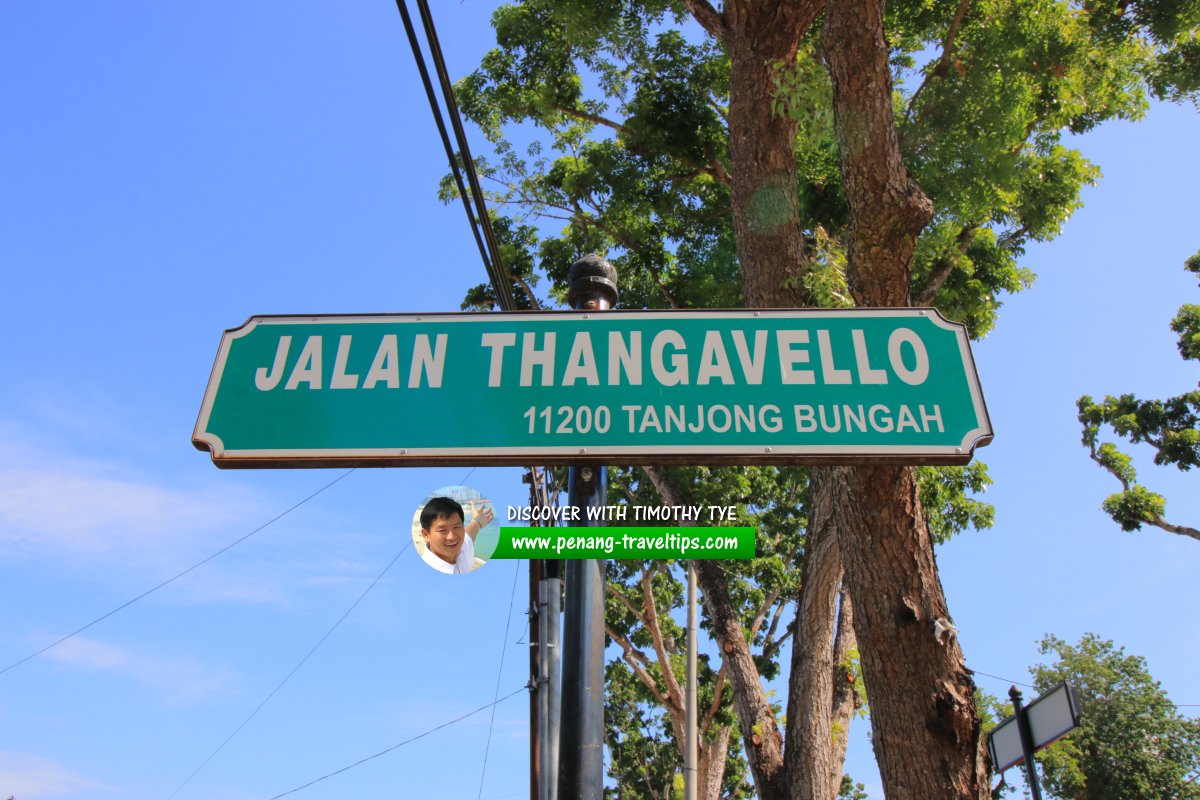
<box><xmin>971</xmin><ymin>669</ymin><xmax>1200</xmax><ymax>710</ymax></box>
<box><xmin>0</xmin><ymin>469</ymin><xmax>356</xmax><ymax>677</ymax></box>
<box><xmin>394</xmin><ymin>0</ymin><xmax>516</xmax><ymax>310</ymax></box>
<box><xmin>477</xmin><ymin>561</ymin><xmax>524</xmax><ymax>799</ymax></box>
<box><xmin>267</xmin><ymin>686</ymin><xmax>526</xmax><ymax>799</ymax></box>
<box><xmin>971</xmin><ymin>669</ymin><xmax>1035</xmax><ymax>690</ymax></box>
<box><xmin>166</xmin><ymin>541</ymin><xmax>410</xmax><ymax>799</ymax></box>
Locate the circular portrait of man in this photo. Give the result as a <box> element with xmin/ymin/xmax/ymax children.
<box><xmin>411</xmin><ymin>485</ymin><xmax>497</xmax><ymax>574</ymax></box>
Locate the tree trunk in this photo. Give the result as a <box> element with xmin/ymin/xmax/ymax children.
<box><xmin>785</xmin><ymin>468</ymin><xmax>859</xmax><ymax>800</ymax></box>
<box><xmin>828</xmin><ymin>590</ymin><xmax>859</xmax><ymax>795</ymax></box>
<box><xmin>698</xmin><ymin>724</ymin><xmax>733</xmax><ymax>800</ymax></box>
<box><xmin>822</xmin><ymin>0</ymin><xmax>932</xmax><ymax>305</ymax></box>
<box><xmin>723</xmin><ymin>0</ymin><xmax>822</xmax><ymax>307</ymax></box>
<box><xmin>679</xmin><ymin>1</ymin><xmax>991</xmax><ymax>798</ymax></box>
<box><xmin>826</xmin><ymin>467</ymin><xmax>988</xmax><ymax>799</ymax></box>
<box><xmin>819</xmin><ymin>1</ymin><xmax>990</xmax><ymax>797</ymax></box>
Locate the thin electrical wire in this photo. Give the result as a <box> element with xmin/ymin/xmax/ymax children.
<box><xmin>970</xmin><ymin>669</ymin><xmax>1036</xmax><ymax>689</ymax></box>
<box><xmin>477</xmin><ymin>561</ymin><xmax>523</xmax><ymax>800</ymax></box>
<box><xmin>267</xmin><ymin>687</ymin><xmax>526</xmax><ymax>800</ymax></box>
<box><xmin>0</xmin><ymin>469</ymin><xmax>356</xmax><ymax>677</ymax></box>
<box><xmin>393</xmin><ymin>0</ymin><xmax>492</xmax><ymax>291</ymax></box>
<box><xmin>166</xmin><ymin>541</ymin><xmax>411</xmax><ymax>799</ymax></box>
<box><xmin>971</xmin><ymin>668</ymin><xmax>1200</xmax><ymax>710</ymax></box>
<box><xmin>412</xmin><ymin>0</ymin><xmax>517</xmax><ymax>311</ymax></box>
<box><xmin>393</xmin><ymin>0</ymin><xmax>515</xmax><ymax>310</ymax></box>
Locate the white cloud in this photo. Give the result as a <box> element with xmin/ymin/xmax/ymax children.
<box><xmin>0</xmin><ymin>466</ymin><xmax>244</xmax><ymax>554</ymax></box>
<box><xmin>41</xmin><ymin>636</ymin><xmax>236</xmax><ymax>703</ymax></box>
<box><xmin>0</xmin><ymin>421</ymin><xmax>265</xmax><ymax>564</ymax></box>
<box><xmin>0</xmin><ymin>419</ymin><xmax>380</xmax><ymax>611</ymax></box>
<box><xmin>0</xmin><ymin>422</ymin><xmax>271</xmax><ymax>574</ymax></box>
<box><xmin>0</xmin><ymin>753</ymin><xmax>103</xmax><ymax>799</ymax></box>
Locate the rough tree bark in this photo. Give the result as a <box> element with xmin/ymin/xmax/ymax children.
<box><xmin>689</xmin><ymin>0</ymin><xmax>823</xmax><ymax>308</ymax></box>
<box><xmin>698</xmin><ymin>724</ymin><xmax>733</xmax><ymax>800</ymax></box>
<box><xmin>822</xmin><ymin>0</ymin><xmax>990</xmax><ymax>797</ymax></box>
<box><xmin>669</xmin><ymin>0</ymin><xmax>991</xmax><ymax>798</ymax></box>
<box><xmin>656</xmin><ymin>0</ymin><xmax>993</xmax><ymax>797</ymax></box>
<box><xmin>784</xmin><ymin>469</ymin><xmax>858</xmax><ymax>800</ymax></box>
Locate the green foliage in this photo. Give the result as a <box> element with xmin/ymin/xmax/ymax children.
<box><xmin>975</xmin><ymin>689</ymin><xmax>1012</xmax><ymax>736</ymax></box>
<box><xmin>451</xmin><ymin>0</ymin><xmax>1200</xmax><ymax>791</ymax></box>
<box><xmin>976</xmin><ymin>689</ymin><xmax>1024</xmax><ymax>797</ymax></box>
<box><xmin>452</xmin><ymin>0</ymin><xmax>1199</xmax><ymax>339</ymax></box>
<box><xmin>1031</xmin><ymin>633</ymin><xmax>1200</xmax><ymax>799</ymax></box>
<box><xmin>915</xmin><ymin>463</ymin><xmax>996</xmax><ymax>544</ymax></box>
<box><xmin>837</xmin><ymin>775</ymin><xmax>869</xmax><ymax>800</ymax></box>
<box><xmin>838</xmin><ymin>647</ymin><xmax>869</xmax><ymax>717</ymax></box>
<box><xmin>1077</xmin><ymin>253</ymin><xmax>1200</xmax><ymax>536</ymax></box>
<box><xmin>455</xmin><ymin>0</ymin><xmax>739</xmax><ymax>313</ymax></box>
<box><xmin>770</xmin><ymin>50</ymin><xmax>836</xmax><ymax>141</ymax></box>
<box><xmin>457</xmin><ymin>213</ymin><xmax>545</xmax><ymax>310</ymax></box>
<box><xmin>1174</xmin><ymin>251</ymin><xmax>1200</xmax><ymax>359</ymax></box>
<box><xmin>1101</xmin><ymin>480</ymin><xmax>1169</xmax><ymax>531</ymax></box>
<box><xmin>1084</xmin><ymin>0</ymin><xmax>1200</xmax><ymax>105</ymax></box>
<box><xmin>603</xmin><ymin>465</ymin><xmax>804</xmax><ymax>799</ymax></box>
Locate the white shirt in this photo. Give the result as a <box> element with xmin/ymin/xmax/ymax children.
<box><xmin>420</xmin><ymin>533</ymin><xmax>476</xmax><ymax>574</ymax></box>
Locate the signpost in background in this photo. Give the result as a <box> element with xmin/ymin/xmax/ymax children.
<box><xmin>989</xmin><ymin>682</ymin><xmax>1083</xmax><ymax>799</ymax></box>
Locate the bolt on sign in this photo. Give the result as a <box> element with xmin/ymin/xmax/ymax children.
<box><xmin>193</xmin><ymin>309</ymin><xmax>992</xmax><ymax>468</ymax></box>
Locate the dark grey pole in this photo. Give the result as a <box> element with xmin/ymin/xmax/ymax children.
<box><xmin>559</xmin><ymin>256</ymin><xmax>616</xmax><ymax>800</ymax></box>
<box><xmin>545</xmin><ymin>557</ymin><xmax>561</xmax><ymax>800</ymax></box>
<box><xmin>526</xmin><ymin>467</ymin><xmax>560</xmax><ymax>800</ymax></box>
<box><xmin>529</xmin><ymin>554</ymin><xmax>541</xmax><ymax>800</ymax></box>
<box><xmin>684</xmin><ymin>562</ymin><xmax>697</xmax><ymax>800</ymax></box>
<box><xmin>1009</xmin><ymin>685</ymin><xmax>1044</xmax><ymax>800</ymax></box>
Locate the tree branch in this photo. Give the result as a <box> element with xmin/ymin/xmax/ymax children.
<box><xmin>606</xmin><ymin>623</ymin><xmax>682</xmax><ymax>719</ymax></box>
<box><xmin>759</xmin><ymin>599</ymin><xmax>791</xmax><ymax>662</ymax></box>
<box><xmin>1087</xmin><ymin>441</ymin><xmax>1200</xmax><ymax>541</ymax></box>
<box><xmin>682</xmin><ymin>0</ymin><xmax>730</xmax><ymax>43</ymax></box>
<box><xmin>701</xmin><ymin>664</ymin><xmax>727</xmax><ymax>738</ymax></box>
<box><xmin>593</xmin><ymin>219</ymin><xmax>683</xmax><ymax>308</ymax></box>
<box><xmin>1147</xmin><ymin>517</ymin><xmax>1200</xmax><ymax>541</ymax></box>
<box><xmin>643</xmin><ymin>465</ymin><xmax>787</xmax><ymax>797</ymax></box>
<box><xmin>749</xmin><ymin>588</ymin><xmax>782</xmax><ymax>639</ymax></box>
<box><xmin>612</xmin><ymin>584</ymin><xmax>651</xmax><ymax>626</ymax></box>
<box><xmin>913</xmin><ymin>223</ymin><xmax>978</xmax><ymax>306</ymax></box>
<box><xmin>761</xmin><ymin>627</ymin><xmax>795</xmax><ymax>663</ymax></box>
<box><xmin>512</xmin><ymin>272</ymin><xmax>542</xmax><ymax>310</ymax></box>
<box><xmin>642</xmin><ymin>567</ymin><xmax>686</xmax><ymax>712</ymax></box>
<box><xmin>702</xmin><ymin>143</ymin><xmax>733</xmax><ymax>186</ymax></box>
<box><xmin>906</xmin><ymin>0</ymin><xmax>973</xmax><ymax>119</ymax></box>
<box><xmin>553</xmin><ymin>104</ymin><xmax>633</xmax><ymax>137</ymax></box>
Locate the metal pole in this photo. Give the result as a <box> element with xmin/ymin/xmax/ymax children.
<box><xmin>530</xmin><ymin>555</ymin><xmax>541</xmax><ymax>800</ymax></box>
<box><xmin>684</xmin><ymin>562</ymin><xmax>698</xmax><ymax>800</ymax></box>
<box><xmin>1009</xmin><ymin>685</ymin><xmax>1044</xmax><ymax>800</ymax></box>
<box><xmin>527</xmin><ymin>465</ymin><xmax>560</xmax><ymax>800</ymax></box>
<box><xmin>559</xmin><ymin>256</ymin><xmax>617</xmax><ymax>800</ymax></box>
<box><xmin>545</xmin><ymin>558</ymin><xmax>561</xmax><ymax>800</ymax></box>
<box><xmin>526</xmin><ymin>469</ymin><xmax>544</xmax><ymax>800</ymax></box>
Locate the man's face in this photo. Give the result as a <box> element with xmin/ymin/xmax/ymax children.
<box><xmin>422</xmin><ymin>513</ymin><xmax>465</xmax><ymax>564</ymax></box>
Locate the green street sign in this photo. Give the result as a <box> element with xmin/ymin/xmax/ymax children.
<box><xmin>193</xmin><ymin>309</ymin><xmax>992</xmax><ymax>468</ymax></box>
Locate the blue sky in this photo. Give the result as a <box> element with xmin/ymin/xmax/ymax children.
<box><xmin>1</xmin><ymin>2</ymin><xmax>1197</xmax><ymax>799</ymax></box>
